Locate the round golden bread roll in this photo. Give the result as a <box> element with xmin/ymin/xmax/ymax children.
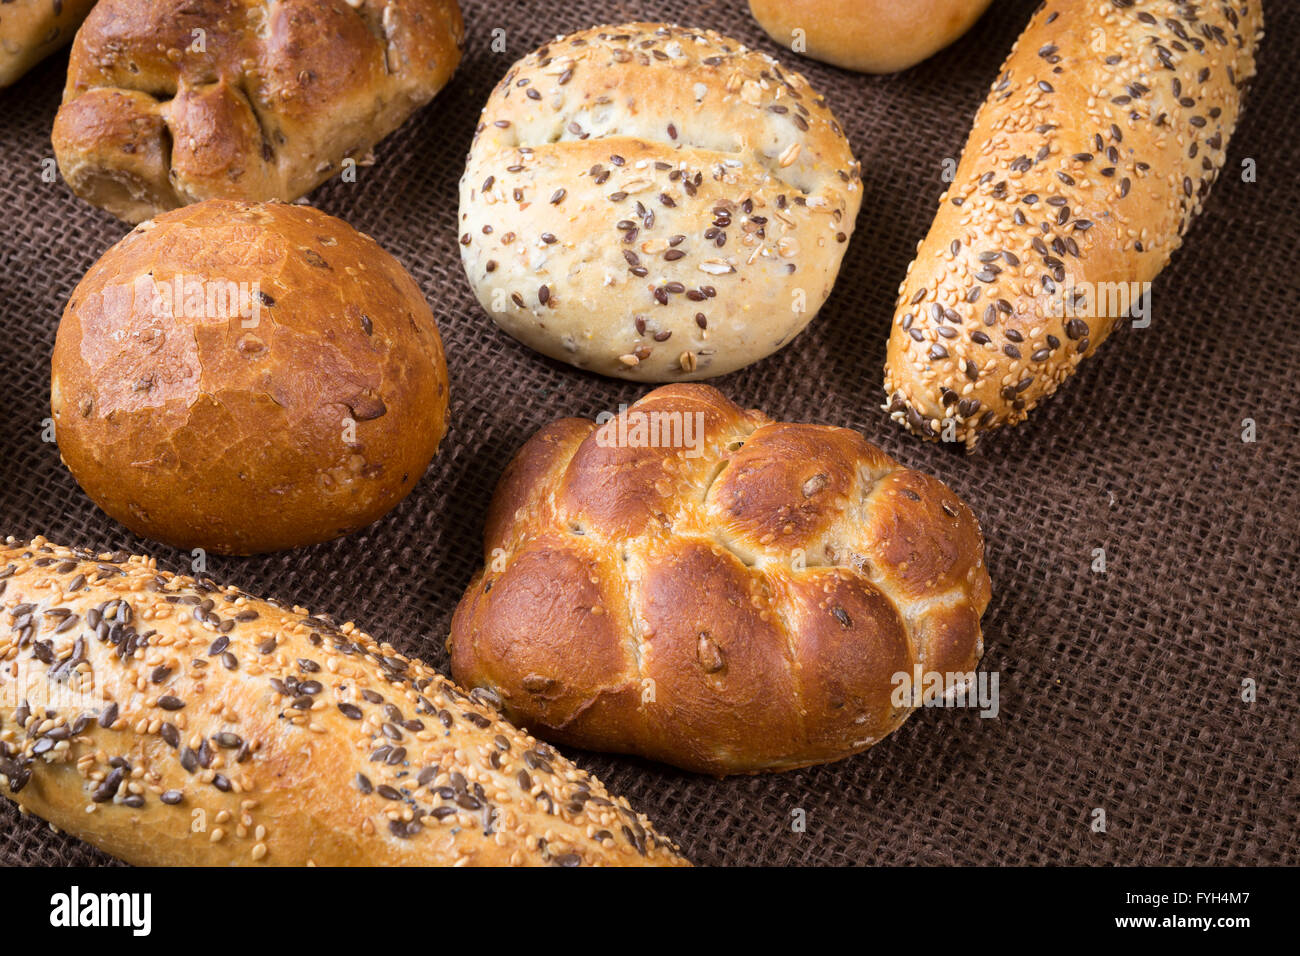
<box><xmin>458</xmin><ymin>23</ymin><xmax>862</xmax><ymax>382</ymax></box>
<box><xmin>449</xmin><ymin>384</ymin><xmax>992</xmax><ymax>775</ymax></box>
<box><xmin>748</xmin><ymin>0</ymin><xmax>995</xmax><ymax>74</ymax></box>
<box><xmin>51</xmin><ymin>199</ymin><xmax>450</xmax><ymax>556</ymax></box>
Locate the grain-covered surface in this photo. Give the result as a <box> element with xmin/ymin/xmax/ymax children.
<box><xmin>1</xmin><ymin>0</ymin><xmax>1296</xmax><ymax>866</ymax></box>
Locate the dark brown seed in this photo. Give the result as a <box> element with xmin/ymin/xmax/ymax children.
<box><xmin>338</xmin><ymin>703</ymin><xmax>363</xmax><ymax>720</ymax></box>
<box><xmin>158</xmin><ymin>695</ymin><xmax>184</xmax><ymax>711</ymax></box>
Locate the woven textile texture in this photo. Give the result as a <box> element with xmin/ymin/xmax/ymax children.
<box><xmin>0</xmin><ymin>0</ymin><xmax>1296</xmax><ymax>867</ymax></box>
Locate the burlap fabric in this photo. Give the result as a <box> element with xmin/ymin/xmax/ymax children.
<box><xmin>0</xmin><ymin>0</ymin><xmax>1295</xmax><ymax>867</ymax></box>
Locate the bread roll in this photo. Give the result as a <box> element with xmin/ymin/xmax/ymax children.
<box><xmin>0</xmin><ymin>537</ymin><xmax>688</xmax><ymax>866</ymax></box>
<box><xmin>748</xmin><ymin>0</ymin><xmax>994</xmax><ymax>74</ymax></box>
<box><xmin>884</xmin><ymin>0</ymin><xmax>1264</xmax><ymax>448</ymax></box>
<box><xmin>51</xmin><ymin>199</ymin><xmax>450</xmax><ymax>556</ymax></box>
<box><xmin>449</xmin><ymin>385</ymin><xmax>992</xmax><ymax>776</ymax></box>
<box><xmin>0</xmin><ymin>0</ymin><xmax>95</xmax><ymax>88</ymax></box>
<box><xmin>458</xmin><ymin>22</ymin><xmax>862</xmax><ymax>382</ymax></box>
<box><xmin>52</xmin><ymin>0</ymin><xmax>463</xmax><ymax>223</ymax></box>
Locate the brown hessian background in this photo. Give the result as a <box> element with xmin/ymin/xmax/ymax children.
<box><xmin>1</xmin><ymin>0</ymin><xmax>1296</xmax><ymax>866</ymax></box>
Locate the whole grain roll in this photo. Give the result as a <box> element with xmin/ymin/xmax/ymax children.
<box><xmin>0</xmin><ymin>538</ymin><xmax>687</xmax><ymax>866</ymax></box>
<box><xmin>884</xmin><ymin>0</ymin><xmax>1263</xmax><ymax>447</ymax></box>
<box><xmin>52</xmin><ymin>0</ymin><xmax>464</xmax><ymax>223</ymax></box>
<box><xmin>458</xmin><ymin>22</ymin><xmax>862</xmax><ymax>382</ymax></box>
<box><xmin>0</xmin><ymin>0</ymin><xmax>96</xmax><ymax>88</ymax></box>
<box><xmin>449</xmin><ymin>385</ymin><xmax>992</xmax><ymax>776</ymax></box>
<box><xmin>51</xmin><ymin>199</ymin><xmax>450</xmax><ymax>556</ymax></box>
<box><xmin>748</xmin><ymin>0</ymin><xmax>994</xmax><ymax>74</ymax></box>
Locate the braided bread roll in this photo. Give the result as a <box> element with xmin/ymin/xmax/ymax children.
<box><xmin>0</xmin><ymin>538</ymin><xmax>687</xmax><ymax>866</ymax></box>
<box><xmin>450</xmin><ymin>385</ymin><xmax>992</xmax><ymax>776</ymax></box>
<box><xmin>884</xmin><ymin>0</ymin><xmax>1263</xmax><ymax>447</ymax></box>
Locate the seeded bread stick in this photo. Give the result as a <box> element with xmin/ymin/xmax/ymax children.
<box><xmin>884</xmin><ymin>0</ymin><xmax>1263</xmax><ymax>448</ymax></box>
<box><xmin>0</xmin><ymin>0</ymin><xmax>96</xmax><ymax>89</ymax></box>
<box><xmin>0</xmin><ymin>538</ymin><xmax>688</xmax><ymax>867</ymax></box>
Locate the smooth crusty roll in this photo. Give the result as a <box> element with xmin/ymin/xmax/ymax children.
<box><xmin>0</xmin><ymin>538</ymin><xmax>687</xmax><ymax>866</ymax></box>
<box><xmin>52</xmin><ymin>0</ymin><xmax>463</xmax><ymax>223</ymax></box>
<box><xmin>51</xmin><ymin>199</ymin><xmax>450</xmax><ymax>556</ymax></box>
<box><xmin>0</xmin><ymin>0</ymin><xmax>96</xmax><ymax>88</ymax></box>
<box><xmin>449</xmin><ymin>385</ymin><xmax>992</xmax><ymax>775</ymax></box>
<box><xmin>458</xmin><ymin>23</ymin><xmax>862</xmax><ymax>382</ymax></box>
<box><xmin>748</xmin><ymin>0</ymin><xmax>994</xmax><ymax>74</ymax></box>
<box><xmin>884</xmin><ymin>0</ymin><xmax>1263</xmax><ymax>448</ymax></box>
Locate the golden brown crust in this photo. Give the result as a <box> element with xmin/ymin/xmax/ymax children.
<box><xmin>50</xmin><ymin>199</ymin><xmax>450</xmax><ymax>556</ymax></box>
<box><xmin>0</xmin><ymin>0</ymin><xmax>96</xmax><ymax>88</ymax></box>
<box><xmin>883</xmin><ymin>0</ymin><xmax>1264</xmax><ymax>447</ymax></box>
<box><xmin>449</xmin><ymin>385</ymin><xmax>992</xmax><ymax>775</ymax></box>
<box><xmin>51</xmin><ymin>0</ymin><xmax>464</xmax><ymax>223</ymax></box>
<box><xmin>458</xmin><ymin>23</ymin><xmax>862</xmax><ymax>382</ymax></box>
<box><xmin>748</xmin><ymin>0</ymin><xmax>994</xmax><ymax>74</ymax></box>
<box><xmin>0</xmin><ymin>538</ymin><xmax>688</xmax><ymax>867</ymax></box>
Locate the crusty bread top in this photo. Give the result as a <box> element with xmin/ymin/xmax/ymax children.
<box><xmin>0</xmin><ymin>538</ymin><xmax>688</xmax><ymax>866</ymax></box>
<box><xmin>884</xmin><ymin>0</ymin><xmax>1263</xmax><ymax>446</ymax></box>
<box><xmin>458</xmin><ymin>22</ymin><xmax>862</xmax><ymax>381</ymax></box>
<box><xmin>52</xmin><ymin>0</ymin><xmax>464</xmax><ymax>221</ymax></box>
<box><xmin>51</xmin><ymin>199</ymin><xmax>450</xmax><ymax>556</ymax></box>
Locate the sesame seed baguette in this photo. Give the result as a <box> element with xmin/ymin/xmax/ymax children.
<box><xmin>884</xmin><ymin>0</ymin><xmax>1263</xmax><ymax>448</ymax></box>
<box><xmin>0</xmin><ymin>538</ymin><xmax>688</xmax><ymax>867</ymax></box>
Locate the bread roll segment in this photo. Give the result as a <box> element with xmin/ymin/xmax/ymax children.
<box><xmin>450</xmin><ymin>385</ymin><xmax>992</xmax><ymax>776</ymax></box>
<box><xmin>884</xmin><ymin>0</ymin><xmax>1263</xmax><ymax>447</ymax></box>
<box><xmin>458</xmin><ymin>23</ymin><xmax>862</xmax><ymax>382</ymax></box>
<box><xmin>0</xmin><ymin>538</ymin><xmax>687</xmax><ymax>866</ymax></box>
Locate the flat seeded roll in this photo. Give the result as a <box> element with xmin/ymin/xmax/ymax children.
<box><xmin>52</xmin><ymin>0</ymin><xmax>463</xmax><ymax>223</ymax></box>
<box><xmin>748</xmin><ymin>0</ymin><xmax>994</xmax><ymax>75</ymax></box>
<box><xmin>51</xmin><ymin>199</ymin><xmax>450</xmax><ymax>556</ymax></box>
<box><xmin>0</xmin><ymin>538</ymin><xmax>688</xmax><ymax>867</ymax></box>
<box><xmin>458</xmin><ymin>23</ymin><xmax>862</xmax><ymax>382</ymax></box>
<box><xmin>884</xmin><ymin>0</ymin><xmax>1263</xmax><ymax>448</ymax></box>
<box><xmin>0</xmin><ymin>0</ymin><xmax>96</xmax><ymax>88</ymax></box>
<box><xmin>449</xmin><ymin>385</ymin><xmax>992</xmax><ymax>775</ymax></box>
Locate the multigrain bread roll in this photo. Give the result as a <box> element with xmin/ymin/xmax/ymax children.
<box><xmin>0</xmin><ymin>0</ymin><xmax>96</xmax><ymax>88</ymax></box>
<box><xmin>52</xmin><ymin>0</ymin><xmax>464</xmax><ymax>223</ymax></box>
<box><xmin>884</xmin><ymin>0</ymin><xmax>1263</xmax><ymax>448</ymax></box>
<box><xmin>51</xmin><ymin>200</ymin><xmax>450</xmax><ymax>556</ymax></box>
<box><xmin>748</xmin><ymin>0</ymin><xmax>994</xmax><ymax>74</ymax></box>
<box><xmin>449</xmin><ymin>385</ymin><xmax>992</xmax><ymax>776</ymax></box>
<box><xmin>0</xmin><ymin>538</ymin><xmax>688</xmax><ymax>866</ymax></box>
<box><xmin>458</xmin><ymin>23</ymin><xmax>862</xmax><ymax>382</ymax></box>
